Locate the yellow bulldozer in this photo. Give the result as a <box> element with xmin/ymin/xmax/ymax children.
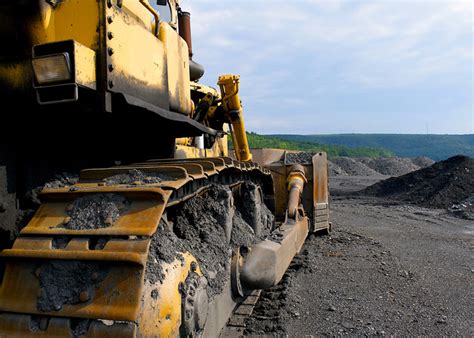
<box><xmin>0</xmin><ymin>0</ymin><xmax>330</xmax><ymax>336</ymax></box>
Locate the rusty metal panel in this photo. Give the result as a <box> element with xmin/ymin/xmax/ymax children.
<box><xmin>251</xmin><ymin>148</ymin><xmax>285</xmax><ymax>167</ymax></box>
<box><xmin>312</xmin><ymin>153</ymin><xmax>329</xmax><ymax>231</ymax></box>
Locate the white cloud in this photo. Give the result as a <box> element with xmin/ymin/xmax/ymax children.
<box><xmin>183</xmin><ymin>0</ymin><xmax>472</xmax><ymax>133</ymax></box>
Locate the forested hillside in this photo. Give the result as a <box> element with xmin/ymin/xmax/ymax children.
<box><xmin>230</xmin><ymin>133</ymin><xmax>394</xmax><ymax>158</ymax></box>
<box><xmin>271</xmin><ymin>134</ymin><xmax>474</xmax><ymax>160</ymax></box>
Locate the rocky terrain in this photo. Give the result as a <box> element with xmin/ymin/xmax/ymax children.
<box><xmin>245</xmin><ymin>155</ymin><xmax>473</xmax><ymax>336</ymax></box>
<box><xmin>329</xmin><ymin>156</ymin><xmax>434</xmax><ymax>177</ymax></box>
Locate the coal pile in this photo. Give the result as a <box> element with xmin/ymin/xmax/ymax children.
<box><xmin>358</xmin><ymin>157</ymin><xmax>422</xmax><ymax>176</ymax></box>
<box><xmin>330</xmin><ymin>157</ymin><xmax>380</xmax><ymax>176</ymax></box>
<box><xmin>330</xmin><ymin>156</ymin><xmax>434</xmax><ymax>177</ymax></box>
<box><xmin>284</xmin><ymin>152</ymin><xmax>433</xmax><ymax>177</ymax></box>
<box><xmin>362</xmin><ymin>155</ymin><xmax>474</xmax><ymax>211</ymax></box>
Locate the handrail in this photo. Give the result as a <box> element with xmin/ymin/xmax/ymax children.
<box><xmin>139</xmin><ymin>0</ymin><xmax>160</xmax><ymax>36</ymax></box>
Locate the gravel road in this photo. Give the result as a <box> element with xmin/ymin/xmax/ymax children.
<box><xmin>245</xmin><ymin>179</ymin><xmax>473</xmax><ymax>336</ymax></box>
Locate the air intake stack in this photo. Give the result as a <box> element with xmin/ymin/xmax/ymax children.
<box><xmin>179</xmin><ymin>10</ymin><xmax>205</xmax><ymax>82</ymax></box>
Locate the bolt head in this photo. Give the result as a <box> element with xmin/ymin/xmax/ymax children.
<box><xmin>79</xmin><ymin>290</ymin><xmax>90</xmax><ymax>302</ymax></box>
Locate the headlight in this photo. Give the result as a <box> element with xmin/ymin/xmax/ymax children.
<box><xmin>32</xmin><ymin>53</ymin><xmax>72</xmax><ymax>85</ymax></box>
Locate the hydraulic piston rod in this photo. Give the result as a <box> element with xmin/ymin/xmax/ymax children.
<box><xmin>218</xmin><ymin>75</ymin><xmax>252</xmax><ymax>162</ymax></box>
<box><xmin>287</xmin><ymin>164</ymin><xmax>307</xmax><ymax>219</ymax></box>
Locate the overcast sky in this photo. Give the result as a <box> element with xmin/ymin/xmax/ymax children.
<box><xmin>185</xmin><ymin>0</ymin><xmax>472</xmax><ymax>135</ymax></box>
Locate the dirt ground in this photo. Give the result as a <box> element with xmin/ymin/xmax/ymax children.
<box><xmin>245</xmin><ymin>175</ymin><xmax>473</xmax><ymax>336</ymax></box>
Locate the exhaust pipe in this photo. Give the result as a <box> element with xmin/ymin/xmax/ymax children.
<box><xmin>178</xmin><ymin>10</ymin><xmax>204</xmax><ymax>81</ymax></box>
<box><xmin>178</xmin><ymin>11</ymin><xmax>193</xmax><ymax>58</ymax></box>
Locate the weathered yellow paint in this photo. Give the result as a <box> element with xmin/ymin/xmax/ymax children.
<box><xmin>218</xmin><ymin>75</ymin><xmax>252</xmax><ymax>162</ymax></box>
<box><xmin>159</xmin><ymin>22</ymin><xmax>192</xmax><ymax>115</ymax></box>
<box><xmin>0</xmin><ymin>1</ymin><xmax>100</xmax><ymax>93</ymax></box>
<box><xmin>175</xmin><ymin>134</ymin><xmax>228</xmax><ymax>159</ymax></box>
<box><xmin>107</xmin><ymin>3</ymin><xmax>169</xmax><ymax>106</ymax></box>
<box><xmin>50</xmin><ymin>0</ymin><xmax>100</xmax><ymax>50</ymax></box>
<box><xmin>25</xmin><ymin>0</ymin><xmax>100</xmax><ymax>51</ymax></box>
<box><xmin>73</xmin><ymin>42</ymin><xmax>97</xmax><ymax>90</ymax></box>
<box><xmin>139</xmin><ymin>252</ymin><xmax>201</xmax><ymax>337</ymax></box>
<box><xmin>122</xmin><ymin>0</ymin><xmax>154</xmax><ymax>29</ymax></box>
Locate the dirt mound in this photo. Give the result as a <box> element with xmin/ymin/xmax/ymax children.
<box><xmin>362</xmin><ymin>155</ymin><xmax>474</xmax><ymax>210</ymax></box>
<box><xmin>328</xmin><ymin>161</ymin><xmax>347</xmax><ymax>176</ymax></box>
<box><xmin>330</xmin><ymin>157</ymin><xmax>380</xmax><ymax>176</ymax></box>
<box><xmin>279</xmin><ymin>151</ymin><xmax>434</xmax><ymax>177</ymax></box>
<box><xmin>411</xmin><ymin>156</ymin><xmax>435</xmax><ymax>168</ymax></box>
<box><xmin>329</xmin><ymin>156</ymin><xmax>434</xmax><ymax>177</ymax></box>
<box><xmin>359</xmin><ymin>157</ymin><xmax>420</xmax><ymax>177</ymax></box>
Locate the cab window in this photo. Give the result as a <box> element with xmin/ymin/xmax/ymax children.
<box><xmin>151</xmin><ymin>0</ymin><xmax>172</xmax><ymax>23</ymax></box>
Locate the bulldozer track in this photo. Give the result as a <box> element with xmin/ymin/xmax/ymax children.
<box><xmin>0</xmin><ymin>157</ymin><xmax>273</xmax><ymax>337</ymax></box>
<box><xmin>221</xmin><ymin>290</ymin><xmax>262</xmax><ymax>337</ymax></box>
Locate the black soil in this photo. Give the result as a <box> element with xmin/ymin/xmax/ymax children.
<box><xmin>362</xmin><ymin>155</ymin><xmax>474</xmax><ymax>210</ymax></box>
<box><xmin>44</xmin><ymin>173</ymin><xmax>79</xmax><ymax>188</ymax></box>
<box><xmin>62</xmin><ymin>194</ymin><xmax>130</xmax><ymax>230</ymax></box>
<box><xmin>36</xmin><ymin>261</ymin><xmax>109</xmax><ymax>312</ymax></box>
<box><xmin>286</xmin><ymin>152</ymin><xmax>314</xmax><ymax>165</ymax></box>
<box><xmin>104</xmin><ymin>169</ymin><xmax>170</xmax><ymax>185</ymax></box>
<box><xmin>146</xmin><ymin>184</ymin><xmax>274</xmax><ymax>299</ymax></box>
<box><xmin>244</xmin><ymin>252</ymin><xmax>309</xmax><ymax>335</ymax></box>
<box><xmin>449</xmin><ymin>196</ymin><xmax>474</xmax><ymax>220</ymax></box>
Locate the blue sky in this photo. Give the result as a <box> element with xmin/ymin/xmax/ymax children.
<box><xmin>186</xmin><ymin>0</ymin><xmax>473</xmax><ymax>135</ymax></box>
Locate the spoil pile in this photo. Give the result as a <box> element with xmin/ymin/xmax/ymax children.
<box><xmin>330</xmin><ymin>157</ymin><xmax>380</xmax><ymax>176</ymax></box>
<box><xmin>358</xmin><ymin>157</ymin><xmax>422</xmax><ymax>176</ymax></box>
<box><xmin>283</xmin><ymin>151</ymin><xmax>434</xmax><ymax>177</ymax></box>
<box><xmin>362</xmin><ymin>155</ymin><xmax>474</xmax><ymax>211</ymax></box>
<box><xmin>330</xmin><ymin>156</ymin><xmax>434</xmax><ymax>177</ymax></box>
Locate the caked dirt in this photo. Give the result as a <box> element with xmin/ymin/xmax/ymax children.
<box><xmin>146</xmin><ymin>183</ymin><xmax>274</xmax><ymax>299</ymax></box>
<box><xmin>62</xmin><ymin>194</ymin><xmax>130</xmax><ymax>230</ymax></box>
<box><xmin>36</xmin><ymin>261</ymin><xmax>110</xmax><ymax>312</ymax></box>
<box><xmin>245</xmin><ymin>156</ymin><xmax>473</xmax><ymax>336</ymax></box>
